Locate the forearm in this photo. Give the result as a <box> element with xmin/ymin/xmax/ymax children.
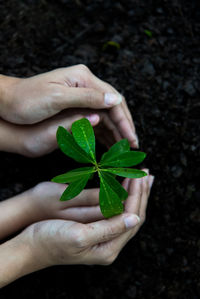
<box><xmin>0</xmin><ymin>189</ymin><xmax>39</xmax><ymax>240</ymax></box>
<box><xmin>0</xmin><ymin>234</ymin><xmax>45</xmax><ymax>288</ymax></box>
<box><xmin>0</xmin><ymin>118</ymin><xmax>24</xmax><ymax>154</ymax></box>
<box><xmin>0</xmin><ymin>75</ymin><xmax>20</xmax><ymax>117</ymax></box>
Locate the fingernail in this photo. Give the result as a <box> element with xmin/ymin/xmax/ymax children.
<box><xmin>148</xmin><ymin>175</ymin><xmax>155</xmax><ymax>188</ymax></box>
<box><xmin>124</xmin><ymin>214</ymin><xmax>140</xmax><ymax>229</ymax></box>
<box><xmin>86</xmin><ymin>114</ymin><xmax>99</xmax><ymax>124</ymax></box>
<box><xmin>104</xmin><ymin>93</ymin><xmax>122</xmax><ymax>106</ymax></box>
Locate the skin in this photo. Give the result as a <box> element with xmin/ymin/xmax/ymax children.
<box><xmin>0</xmin><ymin>171</ymin><xmax>154</xmax><ymax>287</ymax></box>
<box><xmin>0</xmin><ymin>65</ymin><xmax>138</xmax><ymax>149</ymax></box>
<box><xmin>0</xmin><ymin>108</ymin><xmax>126</xmax><ymax>158</ymax></box>
<box><xmin>0</xmin><ymin>65</ymin><xmax>153</xmax><ymax>287</ymax></box>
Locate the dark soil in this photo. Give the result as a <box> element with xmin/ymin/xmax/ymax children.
<box><xmin>0</xmin><ymin>0</ymin><xmax>200</xmax><ymax>298</ymax></box>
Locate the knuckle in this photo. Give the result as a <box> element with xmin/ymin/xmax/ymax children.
<box><xmin>77</xmin><ymin>64</ymin><xmax>90</xmax><ymax>74</ymax></box>
<box><xmin>71</xmin><ymin>224</ymin><xmax>89</xmax><ymax>248</ymax></box>
<box><xmin>105</xmin><ymin>226</ymin><xmax>119</xmax><ymax>239</ymax></box>
<box><xmin>101</xmin><ymin>252</ymin><xmax>118</xmax><ymax>266</ymax></box>
<box><xmin>51</xmin><ymin>85</ymin><xmax>64</xmax><ymax>99</ymax></box>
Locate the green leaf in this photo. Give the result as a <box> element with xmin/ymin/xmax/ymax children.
<box><xmin>144</xmin><ymin>29</ymin><xmax>153</xmax><ymax>37</ymax></box>
<box><xmin>51</xmin><ymin>167</ymin><xmax>95</xmax><ymax>183</ymax></box>
<box><xmin>99</xmin><ymin>172</ymin><xmax>124</xmax><ymax>218</ymax></box>
<box><xmin>56</xmin><ymin>126</ymin><xmax>92</xmax><ymax>163</ymax></box>
<box><xmin>100</xmin><ymin>171</ymin><xmax>128</xmax><ymax>201</ymax></box>
<box><xmin>71</xmin><ymin>118</ymin><xmax>96</xmax><ymax>163</ymax></box>
<box><xmin>100</xmin><ymin>139</ymin><xmax>130</xmax><ymax>164</ymax></box>
<box><xmin>60</xmin><ymin>174</ymin><xmax>90</xmax><ymax>201</ymax></box>
<box><xmin>102</xmin><ymin>168</ymin><xmax>147</xmax><ymax>178</ymax></box>
<box><xmin>101</xmin><ymin>151</ymin><xmax>146</xmax><ymax>167</ymax></box>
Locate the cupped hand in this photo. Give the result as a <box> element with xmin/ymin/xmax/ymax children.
<box><xmin>4</xmin><ymin>108</ymin><xmax>124</xmax><ymax>157</ymax></box>
<box><xmin>1</xmin><ymin>65</ymin><xmax>138</xmax><ymax>148</ymax></box>
<box><xmin>20</xmin><ymin>170</ymin><xmax>154</xmax><ymax>268</ymax></box>
<box><xmin>31</xmin><ymin>181</ymin><xmax>104</xmax><ymax>224</ymax></box>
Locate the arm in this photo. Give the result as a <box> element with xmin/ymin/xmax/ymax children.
<box><xmin>0</xmin><ymin>181</ymin><xmax>105</xmax><ymax>240</ymax></box>
<box><xmin>0</xmin><ymin>74</ymin><xmax>20</xmax><ymax>119</ymax></box>
<box><xmin>0</xmin><ymin>234</ymin><xmax>46</xmax><ymax>288</ymax></box>
<box><xmin>0</xmin><ymin>188</ymin><xmax>38</xmax><ymax>240</ymax></box>
<box><xmin>0</xmin><ymin>118</ymin><xmax>24</xmax><ymax>154</ymax></box>
<box><xmin>0</xmin><ymin>174</ymin><xmax>154</xmax><ymax>288</ymax></box>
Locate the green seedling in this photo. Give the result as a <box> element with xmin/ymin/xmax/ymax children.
<box><xmin>51</xmin><ymin>118</ymin><xmax>147</xmax><ymax>218</ymax></box>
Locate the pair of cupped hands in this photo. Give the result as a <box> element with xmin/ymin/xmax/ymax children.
<box><xmin>0</xmin><ymin>65</ymin><xmax>154</xmax><ymax>269</ymax></box>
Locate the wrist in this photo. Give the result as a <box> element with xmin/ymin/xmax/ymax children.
<box><xmin>0</xmin><ymin>75</ymin><xmax>20</xmax><ymax>119</ymax></box>
<box><xmin>0</xmin><ymin>233</ymin><xmax>46</xmax><ymax>288</ymax></box>
<box><xmin>0</xmin><ymin>187</ymin><xmax>43</xmax><ymax>240</ymax></box>
<box><xmin>0</xmin><ymin>118</ymin><xmax>26</xmax><ymax>155</ymax></box>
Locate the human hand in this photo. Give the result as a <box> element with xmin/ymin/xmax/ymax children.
<box><xmin>20</xmin><ymin>170</ymin><xmax>154</xmax><ymax>268</ymax></box>
<box><xmin>0</xmin><ymin>180</ymin><xmax>104</xmax><ymax>241</ymax></box>
<box><xmin>0</xmin><ymin>107</ymin><xmax>125</xmax><ymax>157</ymax></box>
<box><xmin>0</xmin><ymin>171</ymin><xmax>154</xmax><ymax>287</ymax></box>
<box><xmin>30</xmin><ymin>181</ymin><xmax>105</xmax><ymax>224</ymax></box>
<box><xmin>0</xmin><ymin>65</ymin><xmax>138</xmax><ymax>147</ymax></box>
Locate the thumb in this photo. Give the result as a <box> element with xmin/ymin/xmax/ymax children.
<box><xmin>59</xmin><ymin>87</ymin><xmax>123</xmax><ymax>109</ymax></box>
<box><xmin>86</xmin><ymin>213</ymin><xmax>140</xmax><ymax>246</ymax></box>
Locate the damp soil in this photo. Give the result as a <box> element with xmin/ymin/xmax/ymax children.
<box><xmin>0</xmin><ymin>1</ymin><xmax>200</xmax><ymax>298</ymax></box>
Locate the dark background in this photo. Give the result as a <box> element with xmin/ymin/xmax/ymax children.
<box><xmin>0</xmin><ymin>0</ymin><xmax>199</xmax><ymax>298</ymax></box>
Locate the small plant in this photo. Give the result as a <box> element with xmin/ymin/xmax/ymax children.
<box><xmin>51</xmin><ymin>118</ymin><xmax>147</xmax><ymax>218</ymax></box>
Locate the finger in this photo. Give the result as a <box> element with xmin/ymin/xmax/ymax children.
<box><xmin>59</xmin><ymin>108</ymin><xmax>123</xmax><ymax>146</ymax></box>
<box><xmin>54</xmin><ymin>87</ymin><xmax>122</xmax><ymax>110</ymax></box>
<box><xmin>94</xmin><ymin>114</ymin><xmax>122</xmax><ymax>146</ymax></box>
<box><xmin>122</xmin><ymin>98</ymin><xmax>136</xmax><ymax>132</ymax></box>
<box><xmin>124</xmin><ymin>177</ymin><xmax>144</xmax><ymax>214</ymax></box>
<box><xmin>80</xmin><ymin>73</ymin><xmax>138</xmax><ymax>148</ymax></box>
<box><xmin>109</xmin><ymin>104</ymin><xmax>138</xmax><ymax>148</ymax></box>
<box><xmin>58</xmin><ymin>206</ymin><xmax>104</xmax><ymax>223</ymax></box>
<box><xmin>52</xmin><ymin>116</ymin><xmax>99</xmax><ymax>139</ymax></box>
<box><xmin>98</xmin><ymin>112</ymin><xmax>122</xmax><ymax>142</ymax></box>
<box><xmin>85</xmin><ymin>213</ymin><xmax>140</xmax><ymax>246</ymax></box>
<box><xmin>55</xmin><ymin>186</ymin><xmax>100</xmax><ymax>208</ymax></box>
<box><xmin>100</xmin><ymin>173</ymin><xmax>151</xmax><ymax>257</ymax></box>
<box><xmin>139</xmin><ymin>174</ymin><xmax>154</xmax><ymax>223</ymax></box>
<box><xmin>67</xmin><ymin>188</ymin><xmax>100</xmax><ymax>207</ymax></box>
<box><xmin>122</xmin><ymin>99</ymin><xmax>138</xmax><ymax>146</ymax></box>
<box><xmin>122</xmin><ymin>178</ymin><xmax>131</xmax><ymax>191</ymax></box>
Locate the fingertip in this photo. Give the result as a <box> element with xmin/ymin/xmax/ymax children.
<box><xmin>130</xmin><ymin>134</ymin><xmax>139</xmax><ymax>148</ymax></box>
<box><xmin>148</xmin><ymin>175</ymin><xmax>155</xmax><ymax>189</ymax></box>
<box><xmin>142</xmin><ymin>168</ymin><xmax>149</xmax><ymax>176</ymax></box>
<box><xmin>85</xmin><ymin>114</ymin><xmax>100</xmax><ymax>126</ymax></box>
<box><xmin>104</xmin><ymin>93</ymin><xmax>122</xmax><ymax>106</ymax></box>
<box><xmin>123</xmin><ymin>213</ymin><xmax>140</xmax><ymax>229</ymax></box>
